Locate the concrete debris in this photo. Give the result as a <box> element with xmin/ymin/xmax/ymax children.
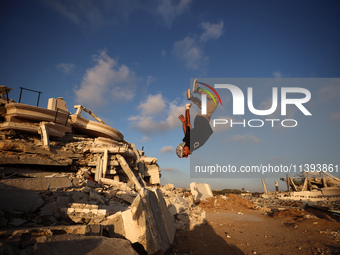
<box><xmin>253</xmin><ymin>172</ymin><xmax>340</xmax><ymax>216</ymax></box>
<box><xmin>247</xmin><ymin>191</ymin><xmax>340</xmax><ymax>216</ymax></box>
<box><xmin>0</xmin><ymin>86</ymin><xmax>210</xmax><ymax>254</ymax></box>
<box><xmin>34</xmin><ymin>234</ymin><xmax>139</xmax><ymax>255</ymax></box>
<box><xmin>280</xmin><ymin>172</ymin><xmax>340</xmax><ymax>194</ymax></box>
<box><xmin>160</xmin><ymin>185</ymin><xmax>207</xmax><ymax>231</ymax></box>
<box><xmin>190</xmin><ymin>182</ymin><xmax>214</xmax><ymax>203</ymax></box>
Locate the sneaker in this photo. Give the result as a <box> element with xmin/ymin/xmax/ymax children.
<box><xmin>193</xmin><ymin>79</ymin><xmax>200</xmax><ymax>93</ymax></box>
<box><xmin>186</xmin><ymin>89</ymin><xmax>191</xmax><ymax>100</ymax></box>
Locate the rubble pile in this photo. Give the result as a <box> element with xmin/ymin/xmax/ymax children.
<box><xmin>159</xmin><ymin>184</ymin><xmax>207</xmax><ymax>231</ymax></box>
<box><xmin>249</xmin><ymin>194</ymin><xmax>340</xmax><ymax>215</ymax></box>
<box><xmin>0</xmin><ymin>86</ymin><xmax>208</xmax><ymax>254</ymax></box>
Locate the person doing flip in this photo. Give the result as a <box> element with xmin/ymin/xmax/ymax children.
<box><xmin>176</xmin><ymin>79</ymin><xmax>219</xmax><ymax>158</ymax></box>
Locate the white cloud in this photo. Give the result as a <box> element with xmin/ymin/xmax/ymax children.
<box><xmin>199</xmin><ymin>21</ymin><xmax>224</xmax><ymax>42</ymax></box>
<box><xmin>173</xmin><ymin>36</ymin><xmax>207</xmax><ymax>71</ymax></box>
<box><xmin>157</xmin><ymin>0</ymin><xmax>192</xmax><ymax>28</ymax></box>
<box><xmin>231</xmin><ymin>134</ymin><xmax>260</xmax><ymax>144</ymax></box>
<box><xmin>138</xmin><ymin>94</ymin><xmax>166</xmax><ymax>115</ymax></box>
<box><xmin>57</xmin><ymin>63</ymin><xmax>75</xmax><ymax>74</ymax></box>
<box><xmin>74</xmin><ymin>50</ymin><xmax>136</xmax><ymax>107</ymax></box>
<box><xmin>160</xmin><ymin>146</ymin><xmax>175</xmax><ymax>153</ymax></box>
<box><xmin>129</xmin><ymin>95</ymin><xmax>184</xmax><ymax>134</ymax></box>
<box><xmin>273</xmin><ymin>71</ymin><xmax>282</xmax><ymax>78</ymax></box>
<box><xmin>173</xmin><ymin>21</ymin><xmax>224</xmax><ymax>71</ymax></box>
<box><xmin>142</xmin><ymin>136</ymin><xmax>151</xmax><ymax>141</ymax></box>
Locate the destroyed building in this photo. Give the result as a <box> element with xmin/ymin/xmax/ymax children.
<box><xmin>0</xmin><ymin>86</ymin><xmax>207</xmax><ymax>255</ymax></box>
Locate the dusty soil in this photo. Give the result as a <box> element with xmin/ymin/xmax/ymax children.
<box><xmin>169</xmin><ymin>195</ymin><xmax>340</xmax><ymax>255</ymax></box>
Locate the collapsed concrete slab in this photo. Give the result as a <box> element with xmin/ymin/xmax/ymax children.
<box><xmin>105</xmin><ymin>188</ymin><xmax>175</xmax><ymax>254</ymax></box>
<box><xmin>0</xmin><ymin>184</ymin><xmax>44</xmax><ymax>213</ymax></box>
<box><xmin>190</xmin><ymin>182</ymin><xmax>214</xmax><ymax>203</ymax></box>
<box><xmin>0</xmin><ymin>176</ymin><xmax>73</xmax><ymax>191</ymax></box>
<box><xmin>278</xmin><ymin>187</ymin><xmax>340</xmax><ymax>202</ymax></box>
<box><xmin>33</xmin><ymin>234</ymin><xmax>138</xmax><ymax>255</ymax></box>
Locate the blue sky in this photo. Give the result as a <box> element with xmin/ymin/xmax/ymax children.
<box><xmin>1</xmin><ymin>0</ymin><xmax>340</xmax><ymax>191</ymax></box>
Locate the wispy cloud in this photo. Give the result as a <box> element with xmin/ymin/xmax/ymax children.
<box><xmin>273</xmin><ymin>71</ymin><xmax>282</xmax><ymax>78</ymax></box>
<box><xmin>157</xmin><ymin>0</ymin><xmax>192</xmax><ymax>28</ymax></box>
<box><xmin>74</xmin><ymin>49</ymin><xmax>136</xmax><ymax>108</ymax></box>
<box><xmin>57</xmin><ymin>63</ymin><xmax>75</xmax><ymax>74</ymax></box>
<box><xmin>200</xmin><ymin>21</ymin><xmax>224</xmax><ymax>42</ymax></box>
<box><xmin>129</xmin><ymin>94</ymin><xmax>184</xmax><ymax>134</ymax></box>
<box><xmin>44</xmin><ymin>0</ymin><xmax>139</xmax><ymax>29</ymax></box>
<box><xmin>142</xmin><ymin>136</ymin><xmax>151</xmax><ymax>141</ymax></box>
<box><xmin>160</xmin><ymin>146</ymin><xmax>175</xmax><ymax>153</ymax></box>
<box><xmin>318</xmin><ymin>85</ymin><xmax>340</xmax><ymax>101</ymax></box>
<box><xmin>330</xmin><ymin>112</ymin><xmax>340</xmax><ymax>120</ymax></box>
<box><xmin>146</xmin><ymin>75</ymin><xmax>156</xmax><ymax>87</ymax></box>
<box><xmin>173</xmin><ymin>20</ymin><xmax>224</xmax><ymax>71</ymax></box>
<box><xmin>231</xmin><ymin>134</ymin><xmax>260</xmax><ymax>144</ymax></box>
<box><xmin>45</xmin><ymin>0</ymin><xmax>191</xmax><ymax>29</ymax></box>
<box><xmin>173</xmin><ymin>36</ymin><xmax>207</xmax><ymax>71</ymax></box>
<box><xmin>162</xmin><ymin>167</ymin><xmax>179</xmax><ymax>172</ymax></box>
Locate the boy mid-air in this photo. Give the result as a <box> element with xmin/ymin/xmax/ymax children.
<box><xmin>176</xmin><ymin>79</ymin><xmax>219</xmax><ymax>158</ymax></box>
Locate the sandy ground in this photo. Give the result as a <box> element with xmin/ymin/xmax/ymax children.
<box><xmin>168</xmin><ymin>195</ymin><xmax>340</xmax><ymax>255</ymax></box>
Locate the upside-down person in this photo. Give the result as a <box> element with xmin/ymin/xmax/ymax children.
<box><xmin>176</xmin><ymin>79</ymin><xmax>219</xmax><ymax>158</ymax></box>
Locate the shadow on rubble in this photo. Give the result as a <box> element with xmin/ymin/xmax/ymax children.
<box><xmin>167</xmin><ymin>217</ymin><xmax>244</xmax><ymax>255</ymax></box>
<box><xmin>304</xmin><ymin>205</ymin><xmax>340</xmax><ymax>222</ymax></box>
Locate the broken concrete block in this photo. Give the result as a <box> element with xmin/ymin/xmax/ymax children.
<box><xmin>56</xmin><ymin>197</ymin><xmax>70</xmax><ymax>209</ymax></box>
<box><xmin>33</xmin><ymin>234</ymin><xmax>138</xmax><ymax>255</ymax></box>
<box><xmin>117</xmin><ymin>189</ymin><xmax>173</xmax><ymax>254</ymax></box>
<box><xmin>0</xmin><ymin>186</ymin><xmax>44</xmax><ymax>213</ymax></box>
<box><xmin>40</xmin><ymin>202</ymin><xmax>59</xmax><ymax>215</ymax></box>
<box><xmin>164</xmin><ymin>183</ymin><xmax>175</xmax><ymax>191</ymax></box>
<box><xmin>152</xmin><ymin>189</ymin><xmax>176</xmax><ymax>244</ymax></box>
<box><xmin>115</xmin><ymin>190</ymin><xmax>137</xmax><ymax>204</ymax></box>
<box><xmin>101</xmin><ymin>211</ymin><xmax>126</xmax><ymax>238</ymax></box>
<box><xmin>71</xmin><ymin>192</ymin><xmax>89</xmax><ymax>204</ymax></box>
<box><xmin>121</xmin><ymin>209</ymin><xmax>144</xmax><ymax>244</ymax></box>
<box><xmin>89</xmin><ymin>190</ymin><xmax>105</xmax><ymax>205</ymax></box>
<box><xmin>168</xmin><ymin>202</ymin><xmax>184</xmax><ymax>216</ymax></box>
<box><xmin>141</xmin><ymin>157</ymin><xmax>157</xmax><ymax>164</ymax></box>
<box><xmin>0</xmin><ymin>177</ymin><xmax>73</xmax><ymax>191</ymax></box>
<box><xmin>47</xmin><ymin>97</ymin><xmax>69</xmax><ymax>112</ymax></box>
<box><xmin>190</xmin><ymin>182</ymin><xmax>213</xmax><ymax>203</ymax></box>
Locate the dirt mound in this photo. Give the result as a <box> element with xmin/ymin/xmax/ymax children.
<box><xmin>199</xmin><ymin>194</ymin><xmax>256</xmax><ymax>211</ymax></box>
<box><xmin>270</xmin><ymin>208</ymin><xmax>306</xmax><ymax>219</ymax></box>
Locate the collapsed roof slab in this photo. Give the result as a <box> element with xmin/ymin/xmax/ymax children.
<box><xmin>70</xmin><ymin>112</ymin><xmax>123</xmax><ymax>141</ymax></box>
<box><xmin>5</xmin><ymin>103</ymin><xmax>70</xmax><ymax>127</ymax></box>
